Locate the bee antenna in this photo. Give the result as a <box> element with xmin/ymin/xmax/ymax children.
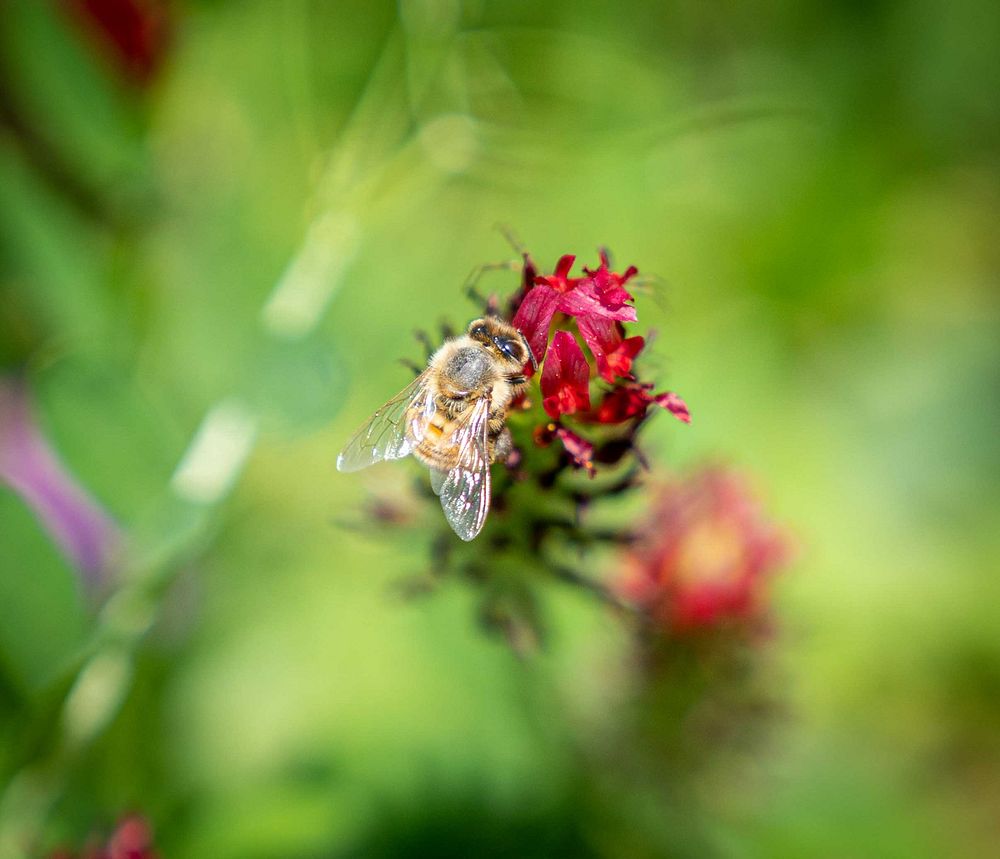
<box><xmin>519</xmin><ymin>331</ymin><xmax>538</xmax><ymax>371</ymax></box>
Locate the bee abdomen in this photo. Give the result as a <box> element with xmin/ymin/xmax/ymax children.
<box><xmin>411</xmin><ymin>415</ymin><xmax>460</xmax><ymax>471</ymax></box>
<box><xmin>411</xmin><ymin>416</ymin><xmax>509</xmax><ymax>471</ymax></box>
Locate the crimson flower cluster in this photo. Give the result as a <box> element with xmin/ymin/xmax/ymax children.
<box><xmin>510</xmin><ymin>250</ymin><xmax>689</xmax><ymax>474</ymax></box>
<box><xmin>365</xmin><ymin>245</ymin><xmax>694</xmax><ymax>649</ymax></box>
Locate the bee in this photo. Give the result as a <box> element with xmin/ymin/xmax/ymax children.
<box><xmin>337</xmin><ymin>316</ymin><xmax>536</xmax><ymax>541</ymax></box>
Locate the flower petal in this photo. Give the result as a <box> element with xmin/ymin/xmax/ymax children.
<box><xmin>583</xmin><ymin>382</ymin><xmax>689</xmax><ymax>425</ymax></box>
<box><xmin>535</xmin><ymin>255</ymin><xmax>579</xmax><ymax>294</ymax></box>
<box><xmin>555</xmin><ymin>427</ymin><xmax>595</xmax><ymax>475</ymax></box>
<box><xmin>585</xmin><ymin>249</ymin><xmax>638</xmax><ymax>287</ymax></box>
<box><xmin>606</xmin><ymin>336</ymin><xmax>645</xmax><ymax>380</ymax></box>
<box><xmin>540</xmin><ymin>331</ymin><xmax>591</xmax><ymax>418</ymax></box>
<box><xmin>653</xmin><ymin>391</ymin><xmax>691</xmax><ymax>424</ymax></box>
<box><xmin>554</xmin><ymin>254</ymin><xmax>576</xmax><ymax>279</ymax></box>
<box><xmin>559</xmin><ymin>279</ymin><xmax>637</xmax><ymax>322</ymax></box>
<box><xmin>512</xmin><ymin>285</ymin><xmax>560</xmax><ymax>364</ymax></box>
<box><xmin>590</xmin><ymin>385</ymin><xmax>651</xmax><ymax>424</ymax></box>
<box><xmin>614</xmin><ymin>468</ymin><xmax>791</xmax><ymax>634</ymax></box>
<box><xmin>577</xmin><ymin>317</ymin><xmax>645</xmax><ymax>382</ymax></box>
<box><xmin>0</xmin><ymin>377</ymin><xmax>121</xmax><ymax>588</ymax></box>
<box><xmin>584</xmin><ymin>250</ymin><xmax>638</xmax><ymax>307</ymax></box>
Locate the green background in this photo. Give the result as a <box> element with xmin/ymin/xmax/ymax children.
<box><xmin>1</xmin><ymin>0</ymin><xmax>998</xmax><ymax>855</ymax></box>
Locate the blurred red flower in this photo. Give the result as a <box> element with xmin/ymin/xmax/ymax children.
<box><xmin>617</xmin><ymin>468</ymin><xmax>791</xmax><ymax>633</ymax></box>
<box><xmin>50</xmin><ymin>814</ymin><xmax>158</xmax><ymax>859</ymax></box>
<box><xmin>532</xmin><ymin>422</ymin><xmax>596</xmax><ymax>474</ymax></box>
<box><xmin>555</xmin><ymin>426</ymin><xmax>595</xmax><ymax>474</ymax></box>
<box><xmin>61</xmin><ymin>0</ymin><xmax>172</xmax><ymax>86</ymax></box>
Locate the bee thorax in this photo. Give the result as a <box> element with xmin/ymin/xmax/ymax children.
<box><xmin>441</xmin><ymin>346</ymin><xmax>494</xmax><ymax>393</ymax></box>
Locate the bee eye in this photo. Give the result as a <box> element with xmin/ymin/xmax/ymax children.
<box><xmin>496</xmin><ymin>338</ymin><xmax>518</xmax><ymax>360</ymax></box>
<box><xmin>470</xmin><ymin>325</ymin><xmax>487</xmax><ymax>339</ymax></box>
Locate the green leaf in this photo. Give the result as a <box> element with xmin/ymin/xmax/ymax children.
<box><xmin>0</xmin><ymin>489</ymin><xmax>90</xmax><ymax>693</ymax></box>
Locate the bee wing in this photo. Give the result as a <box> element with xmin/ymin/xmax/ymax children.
<box><xmin>438</xmin><ymin>394</ymin><xmax>492</xmax><ymax>542</ymax></box>
<box><xmin>336</xmin><ymin>372</ymin><xmax>436</xmax><ymax>472</ymax></box>
<box><xmin>429</xmin><ymin>468</ymin><xmax>447</xmax><ymax>496</ymax></box>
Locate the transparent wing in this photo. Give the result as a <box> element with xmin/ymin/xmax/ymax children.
<box><xmin>438</xmin><ymin>395</ymin><xmax>492</xmax><ymax>542</ymax></box>
<box><xmin>429</xmin><ymin>468</ymin><xmax>447</xmax><ymax>496</ymax></box>
<box><xmin>336</xmin><ymin>372</ymin><xmax>435</xmax><ymax>472</ymax></box>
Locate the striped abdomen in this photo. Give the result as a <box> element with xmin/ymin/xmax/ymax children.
<box><xmin>409</xmin><ymin>395</ymin><xmax>507</xmax><ymax>471</ymax></box>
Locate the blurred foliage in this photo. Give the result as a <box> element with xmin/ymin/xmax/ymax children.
<box><xmin>0</xmin><ymin>0</ymin><xmax>998</xmax><ymax>856</ymax></box>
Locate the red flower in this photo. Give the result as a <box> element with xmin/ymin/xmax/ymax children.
<box><xmin>616</xmin><ymin>468</ymin><xmax>791</xmax><ymax>633</ymax></box>
<box><xmin>577</xmin><ymin>317</ymin><xmax>645</xmax><ymax>382</ymax></box>
<box><xmin>106</xmin><ymin>815</ymin><xmax>158</xmax><ymax>859</ymax></box>
<box><xmin>535</xmin><ymin>254</ymin><xmax>581</xmax><ymax>293</ymax></box>
<box><xmin>583</xmin><ymin>248</ymin><xmax>639</xmax><ymax>316</ymax></box>
<box><xmin>49</xmin><ymin>814</ymin><xmax>158</xmax><ymax>859</ymax></box>
<box><xmin>587</xmin><ymin>382</ymin><xmax>690</xmax><ymax>425</ymax></box>
<box><xmin>512</xmin><ymin>253</ymin><xmax>639</xmax><ymax>364</ymax></box>
<box><xmin>62</xmin><ymin>0</ymin><xmax>172</xmax><ymax>86</ymax></box>
<box><xmin>540</xmin><ymin>331</ymin><xmax>591</xmax><ymax>418</ymax></box>
<box><xmin>512</xmin><ymin>285</ymin><xmax>562</xmax><ymax>365</ymax></box>
<box><xmin>555</xmin><ymin>427</ymin><xmax>595</xmax><ymax>475</ymax></box>
<box><xmin>532</xmin><ymin>422</ymin><xmax>596</xmax><ymax>475</ymax></box>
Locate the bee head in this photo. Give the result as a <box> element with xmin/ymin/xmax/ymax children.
<box><xmin>467</xmin><ymin>317</ymin><xmax>536</xmax><ymax>371</ymax></box>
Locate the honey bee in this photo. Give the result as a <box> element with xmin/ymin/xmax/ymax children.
<box><xmin>337</xmin><ymin>316</ymin><xmax>536</xmax><ymax>541</ymax></box>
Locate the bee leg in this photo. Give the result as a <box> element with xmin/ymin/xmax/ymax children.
<box><xmin>492</xmin><ymin>427</ymin><xmax>513</xmax><ymax>463</ymax></box>
<box><xmin>398</xmin><ymin>358</ymin><xmax>423</xmax><ymax>377</ymax></box>
<box><xmin>413</xmin><ymin>329</ymin><xmax>435</xmax><ymax>360</ymax></box>
<box><xmin>494</xmin><ymin>223</ymin><xmax>527</xmax><ymax>256</ymax></box>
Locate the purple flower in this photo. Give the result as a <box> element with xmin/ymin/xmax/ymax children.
<box><xmin>0</xmin><ymin>376</ymin><xmax>120</xmax><ymax>589</ymax></box>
